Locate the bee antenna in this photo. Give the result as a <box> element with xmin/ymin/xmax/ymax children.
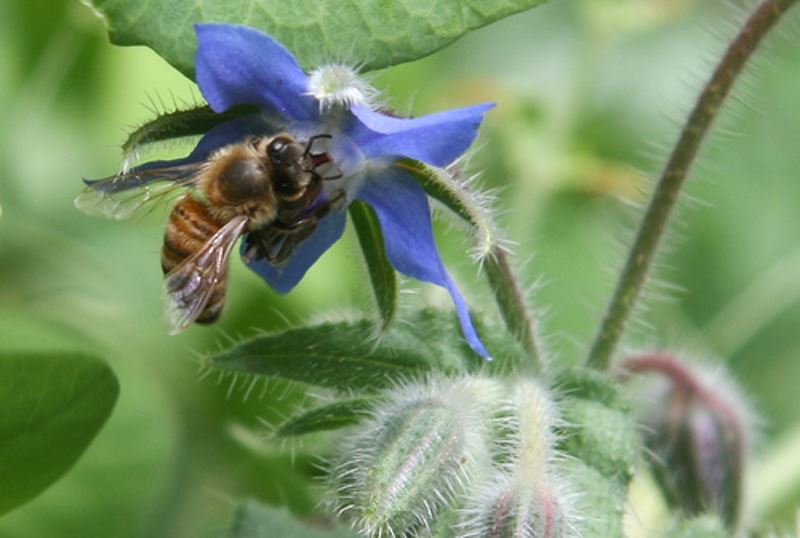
<box><xmin>303</xmin><ymin>133</ymin><xmax>333</xmax><ymax>156</ymax></box>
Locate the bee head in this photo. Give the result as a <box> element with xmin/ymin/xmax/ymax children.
<box><xmin>266</xmin><ymin>135</ymin><xmax>313</xmax><ymax>198</ymax></box>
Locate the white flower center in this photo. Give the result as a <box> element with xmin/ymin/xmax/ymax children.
<box><xmin>307</xmin><ymin>64</ymin><xmax>377</xmax><ymax>111</ymax></box>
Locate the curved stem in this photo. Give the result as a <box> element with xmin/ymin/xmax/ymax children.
<box><xmin>484</xmin><ymin>246</ymin><xmax>544</xmax><ymax>369</ymax></box>
<box><xmin>586</xmin><ymin>0</ymin><xmax>799</xmax><ymax>370</ymax></box>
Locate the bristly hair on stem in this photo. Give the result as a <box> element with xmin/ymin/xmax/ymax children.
<box><xmin>586</xmin><ymin>0</ymin><xmax>800</xmax><ymax>371</ymax></box>
<box><xmin>484</xmin><ymin>246</ymin><xmax>546</xmax><ymax>372</ymax></box>
<box><xmin>394</xmin><ymin>158</ymin><xmax>546</xmax><ymax>371</ymax></box>
<box><xmin>120</xmin><ymin>103</ymin><xmax>259</xmax><ymax>170</ymax></box>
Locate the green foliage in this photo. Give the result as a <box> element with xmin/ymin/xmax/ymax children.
<box><xmin>0</xmin><ymin>352</ymin><xmax>119</xmax><ymax>516</ymax></box>
<box><xmin>86</xmin><ymin>0</ymin><xmax>549</xmax><ymax>77</ymax></box>
<box><xmin>6</xmin><ymin>0</ymin><xmax>800</xmax><ymax>534</ymax></box>
<box><xmin>556</xmin><ymin>369</ymin><xmax>638</xmax><ymax>481</ymax></box>
<box><xmin>230</xmin><ymin>499</ymin><xmax>358</xmax><ymax>538</ymax></box>
<box><xmin>349</xmin><ymin>201</ymin><xmax>397</xmax><ymax>332</ymax></box>
<box><xmin>209</xmin><ymin>309</ymin><xmax>533</xmax><ymax>391</ymax></box>
<box><xmin>121</xmin><ymin>104</ymin><xmax>259</xmax><ymax>156</ymax></box>
<box><xmin>556</xmin><ymin>369</ymin><xmax>640</xmax><ymax>536</ymax></box>
<box><xmin>275</xmin><ymin>398</ymin><xmax>378</xmax><ymax>437</ymax></box>
<box><xmin>209</xmin><ymin>311</ymin><xmax>460</xmax><ymax>390</ymax></box>
<box><xmin>560</xmin><ymin>460</ymin><xmax>628</xmax><ymax>537</ymax></box>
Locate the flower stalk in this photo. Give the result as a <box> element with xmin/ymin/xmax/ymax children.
<box><xmin>586</xmin><ymin>0</ymin><xmax>799</xmax><ymax>371</ymax></box>
<box><xmin>484</xmin><ymin>247</ymin><xmax>543</xmax><ymax>371</ymax></box>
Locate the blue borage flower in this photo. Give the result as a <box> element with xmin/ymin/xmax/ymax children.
<box><xmin>156</xmin><ymin>24</ymin><xmax>493</xmax><ymax>358</ymax></box>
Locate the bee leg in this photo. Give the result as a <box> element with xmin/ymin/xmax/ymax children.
<box><xmin>263</xmin><ymin>232</ymin><xmax>296</xmax><ymax>265</ymax></box>
<box><xmin>263</xmin><ymin>217</ymin><xmax>316</xmax><ymax>262</ymax></box>
<box><xmin>267</xmin><ymin>241</ymin><xmax>292</xmax><ymax>266</ymax></box>
<box><xmin>275</xmin><ymin>189</ymin><xmax>345</xmax><ymax>235</ymax></box>
<box><xmin>258</xmin><ymin>190</ymin><xmax>346</xmax><ymax>265</ymax></box>
<box><xmin>242</xmin><ymin>246</ymin><xmax>256</xmax><ymax>263</ymax></box>
<box><xmin>262</xmin><ymin>212</ymin><xmax>325</xmax><ymax>265</ymax></box>
<box><xmin>269</xmin><ymin>222</ymin><xmax>319</xmax><ymax>266</ymax></box>
<box><xmin>264</xmin><ymin>237</ymin><xmax>287</xmax><ymax>265</ymax></box>
<box><xmin>243</xmin><ymin>227</ymin><xmax>281</xmax><ymax>263</ymax></box>
<box><xmin>314</xmin><ymin>189</ymin><xmax>346</xmax><ymax>215</ymax></box>
<box><xmin>322</xmin><ymin>167</ymin><xmax>343</xmax><ymax>181</ymax></box>
<box><xmin>305</xmin><ymin>189</ymin><xmax>346</xmax><ymax>219</ymax></box>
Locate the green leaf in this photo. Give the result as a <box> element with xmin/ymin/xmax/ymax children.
<box><xmin>85</xmin><ymin>0</ymin><xmax>548</xmax><ymax>77</ymax></box>
<box><xmin>0</xmin><ymin>352</ymin><xmax>119</xmax><ymax>516</ymax></box>
<box><xmin>121</xmin><ymin>104</ymin><xmax>259</xmax><ymax>157</ymax></box>
<box><xmin>560</xmin><ymin>384</ymin><xmax>638</xmax><ymax>483</ymax></box>
<box><xmin>349</xmin><ymin>201</ymin><xmax>397</xmax><ymax>333</ymax></box>
<box><xmin>209</xmin><ymin>309</ymin><xmax>530</xmax><ymax>390</ymax></box>
<box><xmin>230</xmin><ymin>499</ymin><xmax>358</xmax><ymax>538</ymax></box>
<box><xmin>275</xmin><ymin>398</ymin><xmax>378</xmax><ymax>437</ymax></box>
<box><xmin>555</xmin><ymin>368</ymin><xmax>640</xmax><ymax>537</ymax></box>
<box><xmin>208</xmin><ymin>309</ymin><xmax>473</xmax><ymax>390</ymax></box>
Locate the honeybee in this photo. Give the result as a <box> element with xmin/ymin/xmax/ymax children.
<box><xmin>76</xmin><ymin>133</ymin><xmax>342</xmax><ymax>334</ymax></box>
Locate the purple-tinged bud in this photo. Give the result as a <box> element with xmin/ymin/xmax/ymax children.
<box><xmin>622</xmin><ymin>353</ymin><xmax>750</xmax><ymax>531</ymax></box>
<box><xmin>459</xmin><ymin>471</ymin><xmax>573</xmax><ymax>538</ymax></box>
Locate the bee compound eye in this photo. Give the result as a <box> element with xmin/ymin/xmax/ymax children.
<box><xmin>268</xmin><ymin>138</ymin><xmax>289</xmax><ymax>162</ymax></box>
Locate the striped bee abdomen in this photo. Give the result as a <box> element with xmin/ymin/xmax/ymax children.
<box><xmin>162</xmin><ymin>196</ymin><xmax>227</xmax><ymax>324</ymax></box>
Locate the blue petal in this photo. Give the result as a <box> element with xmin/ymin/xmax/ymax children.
<box><xmin>348</xmin><ymin>103</ymin><xmax>494</xmax><ymax>167</ymax></box>
<box><xmin>195</xmin><ymin>24</ymin><xmax>318</xmax><ymax>121</ymax></box>
<box><xmin>242</xmin><ymin>210</ymin><xmax>347</xmax><ymax>294</ymax></box>
<box><xmin>357</xmin><ymin>166</ymin><xmax>490</xmax><ymax>359</ymax></box>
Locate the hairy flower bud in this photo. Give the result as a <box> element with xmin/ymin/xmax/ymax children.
<box><xmin>329</xmin><ymin>376</ymin><xmax>504</xmax><ymax>537</ymax></box>
<box><xmin>459</xmin><ymin>380</ymin><xmax>577</xmax><ymax>538</ymax></box>
<box><xmin>623</xmin><ymin>353</ymin><xmax>750</xmax><ymax>530</ymax></box>
<box><xmin>459</xmin><ymin>471</ymin><xmax>573</xmax><ymax>538</ymax></box>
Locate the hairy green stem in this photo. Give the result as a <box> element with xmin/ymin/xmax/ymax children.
<box><xmin>586</xmin><ymin>0</ymin><xmax>798</xmax><ymax>370</ymax></box>
<box><xmin>484</xmin><ymin>247</ymin><xmax>543</xmax><ymax>369</ymax></box>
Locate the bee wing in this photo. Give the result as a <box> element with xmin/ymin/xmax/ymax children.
<box><xmin>163</xmin><ymin>215</ymin><xmax>248</xmax><ymax>334</ymax></box>
<box><xmin>75</xmin><ymin>162</ymin><xmax>204</xmax><ymax>220</ymax></box>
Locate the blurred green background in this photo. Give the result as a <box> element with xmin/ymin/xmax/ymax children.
<box><xmin>2</xmin><ymin>0</ymin><xmax>800</xmax><ymax>536</ymax></box>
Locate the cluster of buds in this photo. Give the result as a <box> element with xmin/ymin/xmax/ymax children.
<box><xmin>328</xmin><ymin>376</ymin><xmax>578</xmax><ymax>537</ymax></box>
